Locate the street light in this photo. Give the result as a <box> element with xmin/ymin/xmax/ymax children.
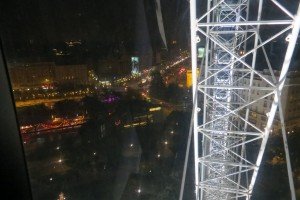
<box><xmin>136</xmin><ymin>188</ymin><xmax>142</xmax><ymax>194</ymax></box>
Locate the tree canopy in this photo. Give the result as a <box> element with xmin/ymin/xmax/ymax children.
<box><xmin>149</xmin><ymin>69</ymin><xmax>166</xmax><ymax>100</ymax></box>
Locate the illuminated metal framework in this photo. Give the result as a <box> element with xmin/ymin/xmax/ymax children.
<box><xmin>190</xmin><ymin>0</ymin><xmax>300</xmax><ymax>199</ymax></box>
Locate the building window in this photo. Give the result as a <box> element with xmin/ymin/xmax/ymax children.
<box><xmin>263</xmin><ymin>101</ymin><xmax>267</xmax><ymax>108</ymax></box>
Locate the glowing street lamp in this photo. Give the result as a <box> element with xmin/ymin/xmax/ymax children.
<box><xmin>58</xmin><ymin>192</ymin><xmax>66</xmax><ymax>200</ymax></box>
<box><xmin>136</xmin><ymin>188</ymin><xmax>142</xmax><ymax>194</ymax></box>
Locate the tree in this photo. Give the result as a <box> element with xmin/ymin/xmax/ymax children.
<box><xmin>166</xmin><ymin>83</ymin><xmax>183</xmax><ymax>103</ymax></box>
<box><xmin>82</xmin><ymin>96</ymin><xmax>107</xmax><ymax>120</ymax></box>
<box><xmin>125</xmin><ymin>88</ymin><xmax>142</xmax><ymax>100</ymax></box>
<box><xmin>17</xmin><ymin>104</ymin><xmax>51</xmax><ymax>125</ymax></box>
<box><xmin>53</xmin><ymin>100</ymin><xmax>81</xmax><ymax>118</ymax></box>
<box><xmin>149</xmin><ymin>69</ymin><xmax>166</xmax><ymax>100</ymax></box>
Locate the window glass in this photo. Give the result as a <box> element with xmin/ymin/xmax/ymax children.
<box><xmin>0</xmin><ymin>1</ymin><xmax>193</xmax><ymax>199</ymax></box>
<box><xmin>1</xmin><ymin>1</ymin><xmax>300</xmax><ymax>199</ymax></box>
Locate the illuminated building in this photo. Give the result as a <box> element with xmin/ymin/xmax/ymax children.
<box><xmin>186</xmin><ymin>69</ymin><xmax>200</xmax><ymax>88</ymax></box>
<box><xmin>8</xmin><ymin>62</ymin><xmax>55</xmax><ymax>89</ymax></box>
<box><xmin>123</xmin><ymin>106</ymin><xmax>163</xmax><ymax>128</ymax></box>
<box><xmin>131</xmin><ymin>56</ymin><xmax>140</xmax><ymax>76</ymax></box>
<box><xmin>54</xmin><ymin>65</ymin><xmax>88</xmax><ymax>85</ymax></box>
<box><xmin>240</xmin><ymin>70</ymin><xmax>300</xmax><ymax>134</ymax></box>
<box><xmin>8</xmin><ymin>63</ymin><xmax>89</xmax><ymax>89</ymax></box>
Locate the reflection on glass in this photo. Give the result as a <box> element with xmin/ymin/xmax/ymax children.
<box><xmin>0</xmin><ymin>0</ymin><xmax>193</xmax><ymax>199</ymax></box>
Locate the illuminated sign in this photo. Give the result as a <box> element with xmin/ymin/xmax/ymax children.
<box><xmin>178</xmin><ymin>67</ymin><xmax>186</xmax><ymax>75</ymax></box>
<box><xmin>131</xmin><ymin>56</ymin><xmax>140</xmax><ymax>75</ymax></box>
<box><xmin>149</xmin><ymin>107</ymin><xmax>162</xmax><ymax>112</ymax></box>
<box><xmin>198</xmin><ymin>47</ymin><xmax>205</xmax><ymax>58</ymax></box>
<box><xmin>131</xmin><ymin>56</ymin><xmax>139</xmax><ymax>63</ymax></box>
<box><xmin>124</xmin><ymin>121</ymin><xmax>147</xmax><ymax>128</ymax></box>
<box><xmin>186</xmin><ymin>69</ymin><xmax>200</xmax><ymax>88</ymax></box>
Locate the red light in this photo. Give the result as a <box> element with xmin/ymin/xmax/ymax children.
<box><xmin>178</xmin><ymin>67</ymin><xmax>186</xmax><ymax>75</ymax></box>
<box><xmin>115</xmin><ymin>119</ymin><xmax>121</xmax><ymax>126</ymax></box>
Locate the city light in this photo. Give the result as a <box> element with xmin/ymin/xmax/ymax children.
<box><xmin>149</xmin><ymin>107</ymin><xmax>161</xmax><ymax>112</ymax></box>
<box><xmin>123</xmin><ymin>121</ymin><xmax>147</xmax><ymax>128</ymax></box>
<box><xmin>4</xmin><ymin>0</ymin><xmax>300</xmax><ymax>199</ymax></box>
<box><xmin>58</xmin><ymin>192</ymin><xmax>66</xmax><ymax>200</ymax></box>
<box><xmin>136</xmin><ymin>188</ymin><xmax>142</xmax><ymax>194</ymax></box>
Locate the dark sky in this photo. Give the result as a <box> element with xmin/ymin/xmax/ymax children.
<box><xmin>0</xmin><ymin>0</ymin><xmax>298</xmax><ymax>67</ymax></box>
<box><xmin>1</xmin><ymin>0</ymin><xmax>137</xmax><ymax>43</ymax></box>
<box><xmin>0</xmin><ymin>0</ymin><xmax>189</xmax><ymax>56</ymax></box>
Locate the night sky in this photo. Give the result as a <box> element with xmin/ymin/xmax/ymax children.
<box><xmin>0</xmin><ymin>0</ymin><xmax>299</xmax><ymax>68</ymax></box>
<box><xmin>0</xmin><ymin>0</ymin><xmax>189</xmax><ymax>62</ymax></box>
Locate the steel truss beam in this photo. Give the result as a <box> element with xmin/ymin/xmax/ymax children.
<box><xmin>190</xmin><ymin>0</ymin><xmax>300</xmax><ymax>199</ymax></box>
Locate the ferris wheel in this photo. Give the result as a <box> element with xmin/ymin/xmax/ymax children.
<box><xmin>185</xmin><ymin>0</ymin><xmax>300</xmax><ymax>199</ymax></box>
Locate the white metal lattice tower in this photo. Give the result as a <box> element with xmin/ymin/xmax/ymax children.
<box><xmin>190</xmin><ymin>0</ymin><xmax>300</xmax><ymax>199</ymax></box>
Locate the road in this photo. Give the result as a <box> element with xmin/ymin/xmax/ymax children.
<box><xmin>15</xmin><ymin>56</ymin><xmax>189</xmax><ymax>108</ymax></box>
<box><xmin>15</xmin><ymin>96</ymin><xmax>83</xmax><ymax>107</ymax></box>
